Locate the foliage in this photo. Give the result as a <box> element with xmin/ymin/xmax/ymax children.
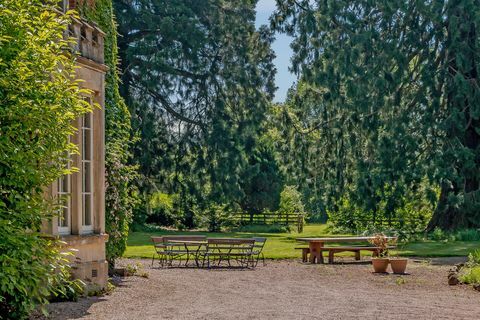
<box><xmin>240</xmin><ymin>145</ymin><xmax>284</xmax><ymax>215</ymax></box>
<box><xmin>201</xmin><ymin>204</ymin><xmax>238</xmax><ymax>232</ymax></box>
<box><xmin>49</xmin><ymin>268</ymin><xmax>85</xmax><ymax>303</ymax></box>
<box><xmin>328</xmin><ymin>186</ymin><xmax>435</xmax><ymax>234</ymax></box>
<box><xmin>459</xmin><ymin>250</ymin><xmax>480</xmax><ymax>285</ymax></box>
<box><xmin>0</xmin><ymin>0</ymin><xmax>89</xmax><ymax>317</ymax></box>
<box><xmin>145</xmin><ymin>192</ymin><xmax>179</xmax><ymax>227</ymax></box>
<box><xmin>368</xmin><ymin>234</ymin><xmax>391</xmax><ymax>258</ymax></box>
<box><xmin>124</xmin><ymin>262</ymin><xmax>149</xmax><ymax>278</ymax></box>
<box><xmin>278</xmin><ymin>186</ymin><xmax>305</xmax><ymax>217</ymax></box>
<box><xmin>454</xmin><ymin>229</ymin><xmax>480</xmax><ymax>242</ymax></box>
<box><xmin>114</xmin><ymin>0</ymin><xmax>276</xmax><ymax>226</ymax></box>
<box><xmin>272</xmin><ymin>0</ymin><xmax>480</xmax><ymax>231</ymax></box>
<box><xmin>77</xmin><ymin>0</ymin><xmax>138</xmax><ymax>269</ymax></box>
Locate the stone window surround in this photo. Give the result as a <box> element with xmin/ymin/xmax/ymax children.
<box><xmin>51</xmin><ymin>91</ymin><xmax>103</xmax><ymax>237</ymax></box>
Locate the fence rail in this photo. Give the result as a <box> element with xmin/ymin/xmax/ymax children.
<box><xmin>232</xmin><ymin>212</ymin><xmax>304</xmax><ymax>233</ymax></box>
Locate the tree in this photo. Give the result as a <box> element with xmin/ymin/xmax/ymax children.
<box><xmin>77</xmin><ymin>0</ymin><xmax>138</xmax><ymax>269</ymax></box>
<box><xmin>114</xmin><ymin>0</ymin><xmax>276</xmax><ymax>219</ymax></box>
<box><xmin>240</xmin><ymin>145</ymin><xmax>284</xmax><ymax>216</ymax></box>
<box><xmin>0</xmin><ymin>1</ymin><xmax>88</xmax><ymax>317</ymax></box>
<box><xmin>272</xmin><ymin>0</ymin><xmax>480</xmax><ymax>230</ymax></box>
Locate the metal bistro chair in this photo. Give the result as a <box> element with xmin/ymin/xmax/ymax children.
<box><xmin>151</xmin><ymin>236</ymin><xmax>167</xmax><ymax>267</ymax></box>
<box><xmin>250</xmin><ymin>237</ymin><xmax>267</xmax><ymax>267</ymax></box>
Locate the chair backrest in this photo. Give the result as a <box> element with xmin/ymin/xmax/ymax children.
<box><xmin>206</xmin><ymin>238</ymin><xmax>255</xmax><ymax>254</ymax></box>
<box><xmin>207</xmin><ymin>238</ymin><xmax>255</xmax><ymax>245</ymax></box>
<box><xmin>151</xmin><ymin>236</ymin><xmax>164</xmax><ymax>244</ymax></box>
<box><xmin>252</xmin><ymin>237</ymin><xmax>267</xmax><ymax>250</ymax></box>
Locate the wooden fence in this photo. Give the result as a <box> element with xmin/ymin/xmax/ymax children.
<box><xmin>232</xmin><ymin>212</ymin><xmax>304</xmax><ymax>233</ymax></box>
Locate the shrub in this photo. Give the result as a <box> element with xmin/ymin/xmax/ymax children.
<box><xmin>454</xmin><ymin>229</ymin><xmax>480</xmax><ymax>241</ymax></box>
<box><xmin>201</xmin><ymin>204</ymin><xmax>238</xmax><ymax>232</ymax></box>
<box><xmin>459</xmin><ymin>250</ymin><xmax>480</xmax><ymax>285</ymax></box>
<box><xmin>0</xmin><ymin>0</ymin><xmax>89</xmax><ymax>318</ymax></box>
<box><xmin>430</xmin><ymin>227</ymin><xmax>447</xmax><ymax>241</ymax></box>
<box><xmin>328</xmin><ymin>185</ymin><xmax>434</xmax><ymax>235</ymax></box>
<box><xmin>278</xmin><ymin>185</ymin><xmax>305</xmax><ymax>217</ymax></box>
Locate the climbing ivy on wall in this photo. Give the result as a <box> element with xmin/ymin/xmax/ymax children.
<box><xmin>77</xmin><ymin>0</ymin><xmax>138</xmax><ymax>269</ymax></box>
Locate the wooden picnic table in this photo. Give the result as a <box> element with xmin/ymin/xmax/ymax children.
<box><xmin>297</xmin><ymin>236</ymin><xmax>397</xmax><ymax>264</ymax></box>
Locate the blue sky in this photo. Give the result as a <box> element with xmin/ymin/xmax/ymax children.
<box><xmin>255</xmin><ymin>0</ymin><xmax>296</xmax><ymax>103</ymax></box>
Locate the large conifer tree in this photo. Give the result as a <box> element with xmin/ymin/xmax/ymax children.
<box><xmin>273</xmin><ymin>0</ymin><xmax>480</xmax><ymax>230</ymax></box>
<box><xmin>114</xmin><ymin>0</ymin><xmax>276</xmax><ymax>214</ymax></box>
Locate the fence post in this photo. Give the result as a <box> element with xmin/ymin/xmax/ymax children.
<box><xmin>297</xmin><ymin>214</ymin><xmax>304</xmax><ymax>233</ymax></box>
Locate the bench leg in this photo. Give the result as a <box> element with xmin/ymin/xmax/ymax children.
<box><xmin>355</xmin><ymin>251</ymin><xmax>361</xmax><ymax>261</ymax></box>
<box><xmin>328</xmin><ymin>250</ymin><xmax>335</xmax><ymax>264</ymax></box>
<box><xmin>302</xmin><ymin>248</ymin><xmax>309</xmax><ymax>262</ymax></box>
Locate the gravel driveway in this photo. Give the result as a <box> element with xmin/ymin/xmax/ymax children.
<box><xmin>43</xmin><ymin>259</ymin><xmax>479</xmax><ymax>320</ymax></box>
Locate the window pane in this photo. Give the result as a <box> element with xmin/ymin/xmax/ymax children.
<box><xmin>62</xmin><ymin>175</ymin><xmax>69</xmax><ymax>192</ymax></box>
<box><xmin>83</xmin><ymin>113</ymin><xmax>91</xmax><ymax>129</ymax></box>
<box><xmin>83</xmin><ymin>162</ymin><xmax>91</xmax><ymax>193</ymax></box>
<box><xmin>59</xmin><ymin>200</ymin><xmax>69</xmax><ymax>227</ymax></box>
<box><xmin>83</xmin><ymin>194</ymin><xmax>92</xmax><ymax>226</ymax></box>
<box><xmin>57</xmin><ymin>195</ymin><xmax>70</xmax><ymax>228</ymax></box>
<box><xmin>82</xmin><ymin>129</ymin><xmax>92</xmax><ymax>161</ymax></box>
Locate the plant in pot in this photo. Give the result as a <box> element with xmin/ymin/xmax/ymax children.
<box><xmin>389</xmin><ymin>239</ymin><xmax>408</xmax><ymax>274</ymax></box>
<box><xmin>369</xmin><ymin>233</ymin><xmax>390</xmax><ymax>273</ymax></box>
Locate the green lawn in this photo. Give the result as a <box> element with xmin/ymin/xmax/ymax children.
<box><xmin>124</xmin><ymin>224</ymin><xmax>480</xmax><ymax>260</ymax></box>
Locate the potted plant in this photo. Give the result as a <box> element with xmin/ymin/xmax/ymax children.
<box><xmin>389</xmin><ymin>239</ymin><xmax>408</xmax><ymax>274</ymax></box>
<box><xmin>369</xmin><ymin>233</ymin><xmax>390</xmax><ymax>273</ymax></box>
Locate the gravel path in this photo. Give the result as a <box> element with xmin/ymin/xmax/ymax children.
<box><xmin>44</xmin><ymin>259</ymin><xmax>479</xmax><ymax>320</ymax></box>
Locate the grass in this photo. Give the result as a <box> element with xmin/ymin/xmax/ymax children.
<box><xmin>124</xmin><ymin>224</ymin><xmax>480</xmax><ymax>260</ymax></box>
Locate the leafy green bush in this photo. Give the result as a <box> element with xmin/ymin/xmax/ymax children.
<box><xmin>459</xmin><ymin>250</ymin><xmax>480</xmax><ymax>285</ymax></box>
<box><xmin>0</xmin><ymin>1</ymin><xmax>90</xmax><ymax>318</ymax></box>
<box><xmin>201</xmin><ymin>204</ymin><xmax>238</xmax><ymax>232</ymax></box>
<box><xmin>49</xmin><ymin>269</ymin><xmax>85</xmax><ymax>303</ymax></box>
<box><xmin>328</xmin><ymin>185</ymin><xmax>434</xmax><ymax>235</ymax></box>
<box><xmin>430</xmin><ymin>227</ymin><xmax>448</xmax><ymax>241</ymax></box>
<box><xmin>278</xmin><ymin>186</ymin><xmax>305</xmax><ymax>217</ymax></box>
<box><xmin>146</xmin><ymin>192</ymin><xmax>179</xmax><ymax>226</ymax></box>
<box><xmin>454</xmin><ymin>229</ymin><xmax>480</xmax><ymax>241</ymax></box>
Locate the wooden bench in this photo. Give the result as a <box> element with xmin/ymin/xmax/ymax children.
<box><xmin>295</xmin><ymin>245</ymin><xmax>396</xmax><ymax>263</ymax></box>
<box><xmin>295</xmin><ymin>247</ymin><xmax>310</xmax><ymax>262</ymax></box>
<box><xmin>322</xmin><ymin>246</ymin><xmax>396</xmax><ymax>264</ymax></box>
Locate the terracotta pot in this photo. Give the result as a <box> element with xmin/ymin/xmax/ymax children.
<box><xmin>390</xmin><ymin>258</ymin><xmax>408</xmax><ymax>274</ymax></box>
<box><xmin>372</xmin><ymin>258</ymin><xmax>389</xmax><ymax>273</ymax></box>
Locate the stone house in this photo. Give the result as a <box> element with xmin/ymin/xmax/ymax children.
<box><xmin>42</xmin><ymin>0</ymin><xmax>108</xmax><ymax>288</ymax></box>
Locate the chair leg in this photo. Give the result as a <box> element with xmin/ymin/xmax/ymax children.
<box><xmin>151</xmin><ymin>254</ymin><xmax>155</xmax><ymax>267</ymax></box>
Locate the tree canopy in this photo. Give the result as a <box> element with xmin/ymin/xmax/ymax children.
<box><xmin>271</xmin><ymin>0</ymin><xmax>480</xmax><ymax>230</ymax></box>
<box><xmin>114</xmin><ymin>0</ymin><xmax>277</xmax><ymax>219</ymax></box>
